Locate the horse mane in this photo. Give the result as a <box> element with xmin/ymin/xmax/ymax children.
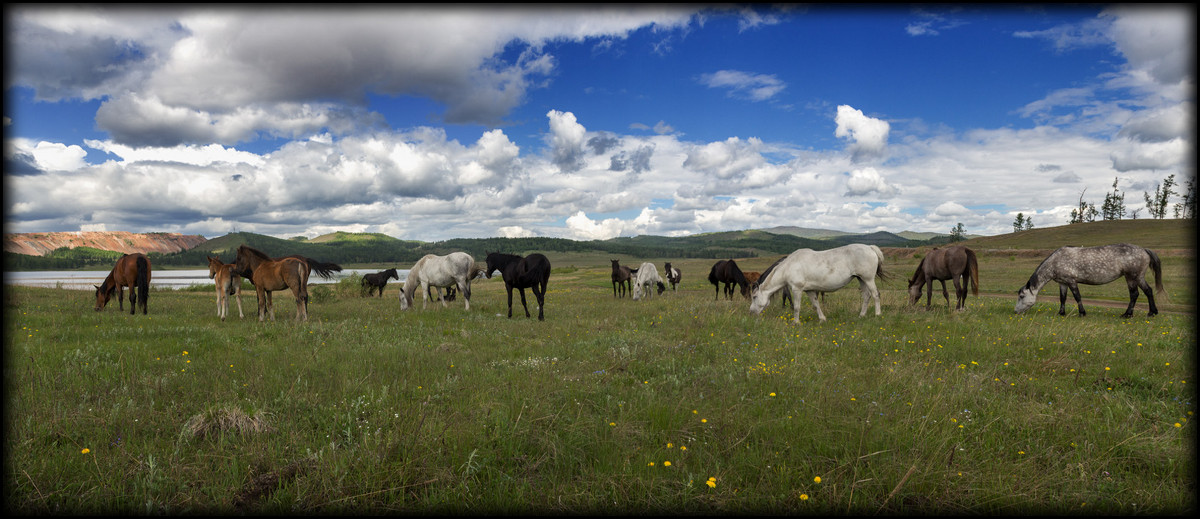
<box><xmin>757</xmin><ymin>256</ymin><xmax>786</xmax><ymax>287</ymax></box>
<box><xmin>907</xmin><ymin>256</ymin><xmax>927</xmax><ymax>287</ymax></box>
<box><xmin>238</xmin><ymin>245</ymin><xmax>271</xmax><ymax>261</ymax></box>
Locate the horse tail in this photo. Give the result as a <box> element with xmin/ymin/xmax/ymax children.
<box><xmin>707</xmin><ymin>262</ymin><xmax>720</xmax><ymax>286</ymax></box>
<box><xmin>305</xmin><ymin>257</ymin><xmax>343</xmax><ymax>279</ymax></box>
<box><xmin>1146</xmin><ymin>248</ymin><xmax>1167</xmax><ymax>302</ymax></box>
<box><xmin>966</xmin><ymin>248</ymin><xmax>980</xmax><ymax>295</ymax></box>
<box><xmin>870</xmin><ymin>245</ymin><xmax>889</xmax><ymax>282</ymax></box>
<box><xmin>468</xmin><ymin>261</ymin><xmax>487</xmax><ymax>281</ymax></box>
<box><xmin>135</xmin><ymin>255</ymin><xmax>151</xmax><ymax>313</ymax></box>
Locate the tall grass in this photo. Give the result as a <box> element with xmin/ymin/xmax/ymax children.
<box><xmin>4</xmin><ymin>253</ymin><xmax>1193</xmax><ymax>514</ymax></box>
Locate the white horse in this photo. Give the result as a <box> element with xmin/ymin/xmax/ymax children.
<box><xmin>399</xmin><ymin>252</ymin><xmax>484</xmax><ymax>311</ymax></box>
<box><xmin>631</xmin><ymin>262</ymin><xmax>666</xmax><ymax>301</ymax></box>
<box><xmin>749</xmin><ymin>244</ymin><xmax>887</xmax><ymax>323</ymax></box>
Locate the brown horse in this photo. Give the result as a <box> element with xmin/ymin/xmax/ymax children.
<box><xmin>207</xmin><ymin>255</ymin><xmax>244</xmax><ymax>320</ymax></box>
<box><xmin>907</xmin><ymin>245</ymin><xmax>979</xmax><ymax>311</ymax></box>
<box><xmin>611</xmin><ymin>259</ymin><xmax>633</xmax><ymax>297</ymax></box>
<box><xmin>234</xmin><ymin>245</ymin><xmax>311</xmax><ymax>322</ymax></box>
<box><xmin>94</xmin><ymin>253</ymin><xmax>152</xmax><ymax>315</ymax></box>
<box><xmin>708</xmin><ymin>259</ymin><xmax>750</xmax><ymax>300</ymax></box>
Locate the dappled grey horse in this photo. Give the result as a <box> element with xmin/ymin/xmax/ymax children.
<box><xmin>1014</xmin><ymin>243</ymin><xmax>1165</xmax><ymax>318</ymax></box>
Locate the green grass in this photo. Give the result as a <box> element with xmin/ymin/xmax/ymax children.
<box><xmin>4</xmin><ymin>252</ymin><xmax>1194</xmax><ymax>514</ymax></box>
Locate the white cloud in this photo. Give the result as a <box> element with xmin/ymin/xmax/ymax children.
<box><xmin>12</xmin><ymin>139</ymin><xmax>89</xmax><ymax>171</ymax></box>
<box><xmin>699</xmin><ymin>70</ymin><xmax>785</xmax><ymax>102</ymax></box>
<box><xmin>844</xmin><ymin>167</ymin><xmax>898</xmax><ymax>198</ymax></box>
<box><xmin>834</xmin><ymin>105</ymin><xmax>890</xmax><ymax>162</ymax></box>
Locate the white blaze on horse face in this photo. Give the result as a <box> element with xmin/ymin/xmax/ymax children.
<box><xmin>1014</xmin><ymin>287</ymin><xmax>1037</xmax><ymax>313</ymax></box>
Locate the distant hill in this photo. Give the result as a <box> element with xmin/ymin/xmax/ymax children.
<box><xmin>3</xmin><ymin>231</ymin><xmax>207</xmax><ymax>256</ymax></box>
<box><xmin>957</xmin><ymin>219</ymin><xmax>1195</xmax><ymax>251</ymax></box>
<box><xmin>6</xmin><ymin>219</ymin><xmax>1194</xmax><ymax>270</ymax></box>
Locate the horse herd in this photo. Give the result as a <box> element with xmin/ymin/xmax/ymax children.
<box><xmin>92</xmin><ymin>242</ymin><xmax>1168</xmax><ymax>323</ymax></box>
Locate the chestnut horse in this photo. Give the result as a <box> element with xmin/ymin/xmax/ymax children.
<box><xmin>94</xmin><ymin>253</ymin><xmax>151</xmax><ymax>315</ymax></box>
<box><xmin>234</xmin><ymin>245</ymin><xmax>311</xmax><ymax>322</ymax></box>
<box><xmin>207</xmin><ymin>255</ymin><xmax>244</xmax><ymax>320</ymax></box>
<box><xmin>907</xmin><ymin>245</ymin><xmax>979</xmax><ymax>311</ymax></box>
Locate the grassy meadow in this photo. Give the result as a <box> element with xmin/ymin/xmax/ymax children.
<box><xmin>4</xmin><ymin>248</ymin><xmax>1194</xmax><ymax>514</ymax></box>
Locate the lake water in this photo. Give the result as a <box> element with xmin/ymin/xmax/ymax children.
<box><xmin>3</xmin><ymin>269</ymin><xmax>408</xmax><ymax>290</ymax></box>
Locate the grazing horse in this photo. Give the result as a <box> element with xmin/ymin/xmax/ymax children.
<box><xmin>907</xmin><ymin>245</ymin><xmax>980</xmax><ymax>311</ymax></box>
<box><xmin>361</xmin><ymin>268</ymin><xmax>399</xmax><ymax>297</ymax></box>
<box><xmin>94</xmin><ymin>253</ymin><xmax>151</xmax><ymax>315</ymax></box>
<box><xmin>1015</xmin><ymin>243</ymin><xmax>1165</xmax><ymax>318</ymax></box>
<box><xmin>631</xmin><ymin>262</ymin><xmax>666</xmax><ymax>301</ymax></box>
<box><xmin>664</xmin><ymin>262</ymin><xmax>681</xmax><ymax>291</ymax></box>
<box><xmin>708</xmin><ymin>259</ymin><xmax>751</xmax><ymax>300</ymax></box>
<box><xmin>751</xmin><ymin>258</ymin><xmax>800</xmax><ymax>308</ymax></box>
<box><xmin>750</xmin><ymin>244</ymin><xmax>887</xmax><ymax>323</ymax></box>
<box><xmin>399</xmin><ymin>252</ymin><xmax>483</xmax><ymax>311</ymax></box>
<box><xmin>486</xmin><ymin>252</ymin><xmax>552</xmax><ymax>320</ymax></box>
<box><xmin>234</xmin><ymin>245</ymin><xmax>311</xmax><ymax>322</ymax></box>
<box><xmin>611</xmin><ymin>259</ymin><xmax>633</xmax><ymax>297</ymax></box>
<box><xmin>207</xmin><ymin>255</ymin><xmax>244</xmax><ymax>320</ymax></box>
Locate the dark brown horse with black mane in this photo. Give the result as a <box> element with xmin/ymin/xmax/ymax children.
<box><xmin>94</xmin><ymin>253</ymin><xmax>151</xmax><ymax>315</ymax></box>
<box><xmin>234</xmin><ymin>245</ymin><xmax>311</xmax><ymax>322</ymax></box>
<box><xmin>611</xmin><ymin>259</ymin><xmax>633</xmax><ymax>297</ymax></box>
<box><xmin>361</xmin><ymin>268</ymin><xmax>399</xmax><ymax>297</ymax></box>
<box><xmin>708</xmin><ymin>259</ymin><xmax>750</xmax><ymax>300</ymax></box>
<box><xmin>908</xmin><ymin>245</ymin><xmax>979</xmax><ymax>311</ymax></box>
<box><xmin>486</xmin><ymin>252</ymin><xmax>551</xmax><ymax>320</ymax></box>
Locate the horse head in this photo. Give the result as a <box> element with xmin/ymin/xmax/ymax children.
<box><xmin>1014</xmin><ymin>283</ymin><xmax>1038</xmax><ymax>314</ymax></box>
<box><xmin>93</xmin><ymin>284</ymin><xmax>112</xmax><ymax>311</ymax></box>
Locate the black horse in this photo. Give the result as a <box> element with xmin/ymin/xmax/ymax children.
<box><xmin>708</xmin><ymin>259</ymin><xmax>750</xmax><ymax>300</ymax></box>
<box><xmin>361</xmin><ymin>268</ymin><xmax>399</xmax><ymax>297</ymax></box>
<box><xmin>485</xmin><ymin>252</ymin><xmax>551</xmax><ymax>320</ymax></box>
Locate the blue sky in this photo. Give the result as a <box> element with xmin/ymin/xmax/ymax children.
<box><xmin>4</xmin><ymin>5</ymin><xmax>1194</xmax><ymax>241</ymax></box>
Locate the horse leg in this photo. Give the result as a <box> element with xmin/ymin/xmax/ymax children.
<box><xmin>1068</xmin><ymin>283</ymin><xmax>1085</xmax><ymax>317</ymax></box>
<box><xmin>866</xmin><ymin>279</ymin><xmax>882</xmax><ymax>316</ymax></box>
<box><xmin>951</xmin><ymin>276</ymin><xmax>964</xmax><ymax>311</ymax></box>
<box><xmin>1138</xmin><ymin>277</ymin><xmax>1159</xmax><ymax>317</ymax></box>
<box><xmin>1057</xmin><ymin>284</ymin><xmax>1069</xmax><ymax>316</ymax></box>
<box><xmin>217</xmin><ymin>284</ymin><xmax>226</xmax><ymax>321</ymax></box>
<box><xmin>294</xmin><ymin>285</ymin><xmax>308</xmax><ymax>321</ymax></box>
<box><xmin>806</xmin><ymin>291</ymin><xmax>828</xmax><ymax>322</ymax></box>
<box><xmin>1122</xmin><ymin>281</ymin><xmax>1140</xmax><ymax>318</ymax></box>
<box><xmin>234</xmin><ymin>284</ymin><xmax>244</xmax><ymax>319</ymax></box>
<box><xmin>461</xmin><ymin>279</ymin><xmax>471</xmax><ymax>311</ymax></box>
<box><xmin>256</xmin><ymin>287</ymin><xmax>268</xmax><ymax>322</ymax></box>
<box><xmin>939</xmin><ymin>280</ymin><xmax>950</xmax><ymax>309</ymax></box>
<box><xmin>535</xmin><ymin>281</ymin><xmax>546</xmax><ymax>321</ymax></box>
<box><xmin>506</xmin><ymin>286</ymin><xmax>515</xmax><ymax>318</ymax></box>
<box><xmin>518</xmin><ymin>287</ymin><xmax>530</xmax><ymax>318</ymax></box>
<box><xmin>925</xmin><ymin>279</ymin><xmax>934</xmax><ymax>310</ymax></box>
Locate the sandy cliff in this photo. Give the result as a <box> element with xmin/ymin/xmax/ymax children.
<box><xmin>3</xmin><ymin>231</ymin><xmax>208</xmax><ymax>256</ymax></box>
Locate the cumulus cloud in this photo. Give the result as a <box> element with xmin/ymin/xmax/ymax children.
<box><xmin>546</xmin><ymin>110</ymin><xmax>589</xmax><ymax>173</ymax></box>
<box><xmin>844</xmin><ymin>167</ymin><xmax>898</xmax><ymax>197</ymax></box>
<box><xmin>834</xmin><ymin>105</ymin><xmax>890</xmax><ymax>162</ymax></box>
<box><xmin>8</xmin><ymin>139</ymin><xmax>90</xmax><ymax>172</ymax></box>
<box><xmin>9</xmin><ymin>7</ymin><xmax>699</xmax><ymax>147</ymax></box>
